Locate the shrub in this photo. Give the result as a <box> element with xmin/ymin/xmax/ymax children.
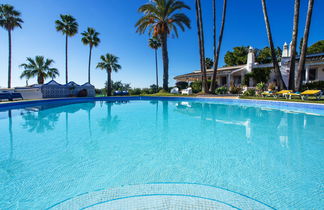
<box><xmin>190</xmin><ymin>81</ymin><xmax>202</xmax><ymax>93</ymax></box>
<box><xmin>129</xmin><ymin>88</ymin><xmax>141</xmax><ymax>95</ymax></box>
<box><xmin>302</xmin><ymin>81</ymin><xmax>324</xmax><ymax>91</ymax></box>
<box><xmin>158</xmin><ymin>89</ymin><xmax>169</xmax><ymax>94</ymax></box>
<box><xmin>140</xmin><ymin>88</ymin><xmax>151</xmax><ymax>94</ymax></box>
<box><xmin>256</xmin><ymin>82</ymin><xmax>266</xmax><ymax>91</ymax></box>
<box><xmin>215</xmin><ymin>86</ymin><xmax>228</xmax><ymax>95</ymax></box>
<box><xmin>268</xmin><ymin>82</ymin><xmax>276</xmax><ymax>91</ymax></box>
<box><xmin>229</xmin><ymin>85</ymin><xmax>242</xmax><ymax>94</ymax></box>
<box><xmin>176</xmin><ymin>81</ymin><xmax>188</xmax><ymax>89</ymax></box>
<box><xmin>95</xmin><ymin>88</ymin><xmax>103</xmax><ymax>95</ymax></box>
<box><xmin>243</xmin><ymin>88</ymin><xmax>256</xmax><ymax>96</ymax></box>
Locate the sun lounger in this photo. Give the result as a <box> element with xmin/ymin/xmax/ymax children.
<box><xmin>11</xmin><ymin>92</ymin><xmax>23</xmax><ymax>101</ymax></box>
<box><xmin>121</xmin><ymin>91</ymin><xmax>129</xmax><ymax>96</ymax></box>
<box><xmin>181</xmin><ymin>87</ymin><xmax>192</xmax><ymax>95</ymax></box>
<box><xmin>273</xmin><ymin>90</ymin><xmax>293</xmax><ymax>98</ymax></box>
<box><xmin>261</xmin><ymin>91</ymin><xmax>273</xmax><ymax>97</ymax></box>
<box><xmin>286</xmin><ymin>90</ymin><xmax>322</xmax><ymax>100</ymax></box>
<box><xmin>0</xmin><ymin>93</ymin><xmax>11</xmax><ymax>102</ymax></box>
<box><xmin>113</xmin><ymin>91</ymin><xmax>122</xmax><ymax>96</ymax></box>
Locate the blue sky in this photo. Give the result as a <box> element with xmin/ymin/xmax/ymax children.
<box><xmin>0</xmin><ymin>0</ymin><xmax>323</xmax><ymax>89</ymax></box>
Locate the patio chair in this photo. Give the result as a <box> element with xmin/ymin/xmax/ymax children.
<box><xmin>181</xmin><ymin>87</ymin><xmax>193</xmax><ymax>95</ymax></box>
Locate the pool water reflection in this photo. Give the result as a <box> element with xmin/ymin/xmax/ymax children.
<box><xmin>0</xmin><ymin>100</ymin><xmax>323</xmax><ymax>209</ymax></box>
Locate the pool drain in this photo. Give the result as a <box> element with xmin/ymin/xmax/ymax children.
<box><xmin>49</xmin><ymin>183</ymin><xmax>273</xmax><ymax>210</ymax></box>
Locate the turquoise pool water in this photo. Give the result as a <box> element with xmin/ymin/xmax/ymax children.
<box><xmin>0</xmin><ymin>99</ymin><xmax>323</xmax><ymax>209</ymax></box>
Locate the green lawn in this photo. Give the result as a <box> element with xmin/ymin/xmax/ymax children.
<box><xmin>239</xmin><ymin>96</ymin><xmax>324</xmax><ymax>104</ymax></box>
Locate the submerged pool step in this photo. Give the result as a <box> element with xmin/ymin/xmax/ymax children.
<box><xmin>49</xmin><ymin>183</ymin><xmax>273</xmax><ymax>210</ymax></box>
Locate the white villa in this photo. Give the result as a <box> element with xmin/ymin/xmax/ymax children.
<box><xmin>174</xmin><ymin>42</ymin><xmax>324</xmax><ymax>88</ymax></box>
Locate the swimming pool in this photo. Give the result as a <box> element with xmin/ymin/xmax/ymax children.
<box><xmin>0</xmin><ymin>97</ymin><xmax>323</xmax><ymax>209</ymax></box>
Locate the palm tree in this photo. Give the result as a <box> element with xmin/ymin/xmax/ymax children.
<box><xmin>20</xmin><ymin>69</ymin><xmax>32</xmax><ymax>86</ymax></box>
<box><xmin>288</xmin><ymin>0</ymin><xmax>300</xmax><ymax>91</ymax></box>
<box><xmin>210</xmin><ymin>0</ymin><xmax>227</xmax><ymax>93</ymax></box>
<box><xmin>96</xmin><ymin>54</ymin><xmax>122</xmax><ymax>96</ymax></box>
<box><xmin>149</xmin><ymin>37</ymin><xmax>161</xmax><ymax>93</ymax></box>
<box><xmin>261</xmin><ymin>0</ymin><xmax>286</xmax><ymax>90</ymax></box>
<box><xmin>205</xmin><ymin>58</ymin><xmax>214</xmax><ymax>69</ymax></box>
<box><xmin>81</xmin><ymin>27</ymin><xmax>100</xmax><ymax>84</ymax></box>
<box><xmin>0</xmin><ymin>4</ymin><xmax>23</xmax><ymax>88</ymax></box>
<box><xmin>19</xmin><ymin>56</ymin><xmax>59</xmax><ymax>84</ymax></box>
<box><xmin>135</xmin><ymin>0</ymin><xmax>191</xmax><ymax>91</ymax></box>
<box><xmin>195</xmin><ymin>0</ymin><xmax>208</xmax><ymax>93</ymax></box>
<box><xmin>296</xmin><ymin>0</ymin><xmax>314</xmax><ymax>91</ymax></box>
<box><xmin>55</xmin><ymin>14</ymin><xmax>78</xmax><ymax>84</ymax></box>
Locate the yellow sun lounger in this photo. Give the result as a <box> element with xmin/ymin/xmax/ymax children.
<box><xmin>273</xmin><ymin>90</ymin><xmax>293</xmax><ymax>98</ymax></box>
<box><xmin>285</xmin><ymin>90</ymin><xmax>322</xmax><ymax>100</ymax></box>
<box><xmin>261</xmin><ymin>90</ymin><xmax>292</xmax><ymax>98</ymax></box>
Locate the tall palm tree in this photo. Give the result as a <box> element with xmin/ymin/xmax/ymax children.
<box><xmin>195</xmin><ymin>0</ymin><xmax>208</xmax><ymax>93</ymax></box>
<box><xmin>0</xmin><ymin>4</ymin><xmax>23</xmax><ymax>88</ymax></box>
<box><xmin>55</xmin><ymin>14</ymin><xmax>78</xmax><ymax>84</ymax></box>
<box><xmin>261</xmin><ymin>0</ymin><xmax>286</xmax><ymax>90</ymax></box>
<box><xmin>81</xmin><ymin>27</ymin><xmax>100</xmax><ymax>84</ymax></box>
<box><xmin>288</xmin><ymin>0</ymin><xmax>300</xmax><ymax>91</ymax></box>
<box><xmin>210</xmin><ymin>0</ymin><xmax>227</xmax><ymax>93</ymax></box>
<box><xmin>96</xmin><ymin>54</ymin><xmax>122</xmax><ymax>96</ymax></box>
<box><xmin>296</xmin><ymin>0</ymin><xmax>315</xmax><ymax>91</ymax></box>
<box><xmin>19</xmin><ymin>56</ymin><xmax>59</xmax><ymax>84</ymax></box>
<box><xmin>149</xmin><ymin>37</ymin><xmax>161</xmax><ymax>93</ymax></box>
<box><xmin>135</xmin><ymin>0</ymin><xmax>191</xmax><ymax>91</ymax></box>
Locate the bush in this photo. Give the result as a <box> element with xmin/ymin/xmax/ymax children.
<box><xmin>190</xmin><ymin>81</ymin><xmax>202</xmax><ymax>93</ymax></box>
<box><xmin>302</xmin><ymin>81</ymin><xmax>324</xmax><ymax>91</ymax></box>
<box><xmin>141</xmin><ymin>88</ymin><xmax>151</xmax><ymax>94</ymax></box>
<box><xmin>267</xmin><ymin>82</ymin><xmax>276</xmax><ymax>91</ymax></box>
<box><xmin>95</xmin><ymin>88</ymin><xmax>103</xmax><ymax>95</ymax></box>
<box><xmin>243</xmin><ymin>88</ymin><xmax>256</xmax><ymax>96</ymax></box>
<box><xmin>158</xmin><ymin>89</ymin><xmax>169</xmax><ymax>94</ymax></box>
<box><xmin>215</xmin><ymin>86</ymin><xmax>228</xmax><ymax>95</ymax></box>
<box><xmin>229</xmin><ymin>85</ymin><xmax>242</xmax><ymax>94</ymax></box>
<box><xmin>129</xmin><ymin>88</ymin><xmax>141</xmax><ymax>95</ymax></box>
<box><xmin>256</xmin><ymin>82</ymin><xmax>266</xmax><ymax>91</ymax></box>
<box><xmin>176</xmin><ymin>81</ymin><xmax>188</xmax><ymax>89</ymax></box>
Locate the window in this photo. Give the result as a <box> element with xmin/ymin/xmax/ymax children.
<box><xmin>309</xmin><ymin>69</ymin><xmax>317</xmax><ymax>81</ymax></box>
<box><xmin>221</xmin><ymin>77</ymin><xmax>227</xmax><ymax>86</ymax></box>
<box><xmin>233</xmin><ymin>76</ymin><xmax>241</xmax><ymax>85</ymax></box>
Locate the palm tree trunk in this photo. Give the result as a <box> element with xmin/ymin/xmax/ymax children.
<box><xmin>107</xmin><ymin>70</ymin><xmax>112</xmax><ymax>96</ymax></box>
<box><xmin>65</xmin><ymin>34</ymin><xmax>68</xmax><ymax>84</ymax></box>
<box><xmin>210</xmin><ymin>0</ymin><xmax>227</xmax><ymax>93</ymax></box>
<box><xmin>195</xmin><ymin>0</ymin><xmax>208</xmax><ymax>93</ymax></box>
<box><xmin>296</xmin><ymin>0</ymin><xmax>314</xmax><ymax>91</ymax></box>
<box><xmin>8</xmin><ymin>110</ymin><xmax>13</xmax><ymax>159</ymax></box>
<box><xmin>288</xmin><ymin>0</ymin><xmax>300</xmax><ymax>91</ymax></box>
<box><xmin>155</xmin><ymin>49</ymin><xmax>159</xmax><ymax>93</ymax></box>
<box><xmin>8</xmin><ymin>30</ymin><xmax>12</xmax><ymax>88</ymax></box>
<box><xmin>88</xmin><ymin>45</ymin><xmax>93</xmax><ymax>84</ymax></box>
<box><xmin>38</xmin><ymin>73</ymin><xmax>45</xmax><ymax>84</ymax></box>
<box><xmin>261</xmin><ymin>0</ymin><xmax>286</xmax><ymax>90</ymax></box>
<box><xmin>160</xmin><ymin>33</ymin><xmax>169</xmax><ymax>91</ymax></box>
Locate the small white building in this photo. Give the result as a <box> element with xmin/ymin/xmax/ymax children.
<box><xmin>174</xmin><ymin>42</ymin><xmax>324</xmax><ymax>88</ymax></box>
